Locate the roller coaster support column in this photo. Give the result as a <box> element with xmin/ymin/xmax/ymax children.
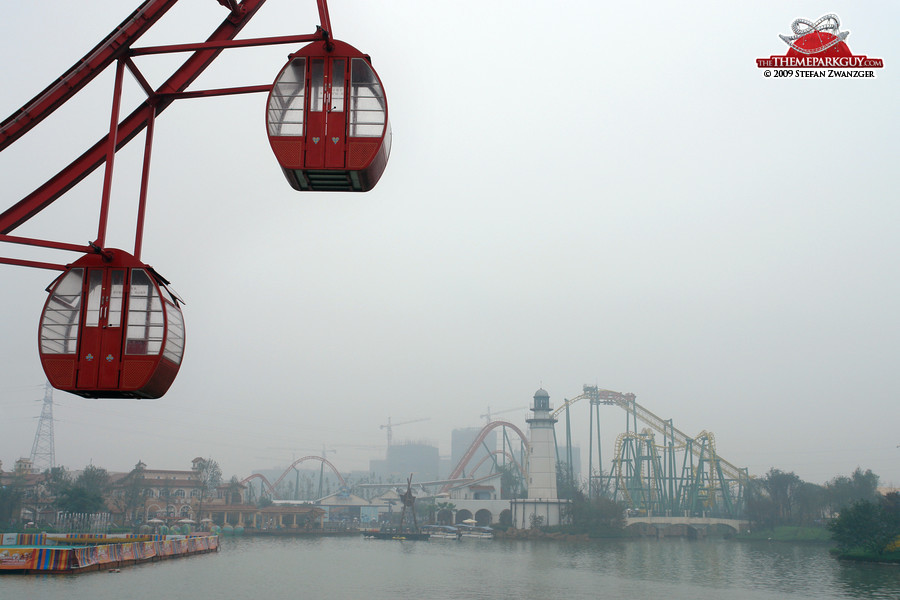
<box><xmin>664</xmin><ymin>418</ymin><xmax>676</xmax><ymax>515</ymax></box>
<box><xmin>588</xmin><ymin>400</ymin><xmax>594</xmax><ymax>498</ymax></box>
<box><xmin>587</xmin><ymin>396</ymin><xmax>604</xmax><ymax>499</ymax></box>
<box><xmin>565</xmin><ymin>400</ymin><xmax>574</xmax><ymax>489</ymax></box>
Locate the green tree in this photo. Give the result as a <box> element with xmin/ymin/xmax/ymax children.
<box><xmin>109</xmin><ymin>462</ymin><xmax>147</xmax><ymax>525</ymax></box>
<box><xmin>226</xmin><ymin>476</ymin><xmax>243</xmax><ymax>504</ymax></box>
<box><xmin>499</xmin><ymin>463</ymin><xmax>525</xmax><ymax>499</ymax></box>
<box><xmin>744</xmin><ymin>477</ymin><xmax>776</xmax><ymax>529</ymax></box>
<box><xmin>194</xmin><ymin>458</ymin><xmax>222</xmax><ymax>521</ymax></box>
<box><xmin>57</xmin><ymin>486</ymin><xmax>106</xmax><ymax>514</ymax></box>
<box><xmin>77</xmin><ymin>464</ymin><xmax>110</xmax><ymax>494</ymax></box>
<box><xmin>828</xmin><ymin>498</ymin><xmax>898</xmax><ymax>554</ymax></box>
<box><xmin>57</xmin><ymin>465</ymin><xmax>110</xmax><ymax>514</ymax></box>
<box><xmin>793</xmin><ymin>481</ymin><xmax>826</xmax><ymax>525</ymax></box>
<box><xmin>562</xmin><ymin>491</ymin><xmax>625</xmax><ymax>536</ymax></box>
<box><xmin>850</xmin><ymin>468</ymin><xmax>880</xmax><ymax>501</ymax></box>
<box><xmin>762</xmin><ymin>468</ymin><xmax>802</xmax><ymax>525</ymax></box>
<box><xmin>0</xmin><ymin>477</ymin><xmax>24</xmax><ymax>527</ymax></box>
<box><xmin>435</xmin><ymin>502</ymin><xmax>456</xmax><ymax>525</ymax></box>
<box><xmin>556</xmin><ymin>460</ymin><xmax>581</xmax><ymax>500</ymax></box>
<box><xmin>45</xmin><ymin>466</ymin><xmax>72</xmax><ymax>499</ymax></box>
<box><xmin>826</xmin><ymin>468</ymin><xmax>880</xmax><ymax>515</ymax></box>
<box><xmin>417</xmin><ymin>499</ymin><xmax>437</xmax><ymax>524</ymax></box>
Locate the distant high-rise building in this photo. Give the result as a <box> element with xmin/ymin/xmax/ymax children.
<box><xmin>370</xmin><ymin>442</ymin><xmax>439</xmax><ymax>482</ymax></box>
<box><xmin>451</xmin><ymin>427</ymin><xmax>497</xmax><ymax>477</ymax></box>
<box><xmin>557</xmin><ymin>444</ymin><xmax>583</xmax><ymax>483</ymax></box>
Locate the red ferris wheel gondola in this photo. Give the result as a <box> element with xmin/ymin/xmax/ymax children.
<box><xmin>266</xmin><ymin>39</ymin><xmax>391</xmax><ymax>192</ymax></box>
<box><xmin>38</xmin><ymin>249</ymin><xmax>185</xmax><ymax>399</ymax></box>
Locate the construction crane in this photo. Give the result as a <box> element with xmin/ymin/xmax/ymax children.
<box><xmin>380</xmin><ymin>417</ymin><xmax>429</xmax><ymax>447</ymax></box>
<box><xmin>481</xmin><ymin>406</ymin><xmax>527</xmax><ymax>424</ymax></box>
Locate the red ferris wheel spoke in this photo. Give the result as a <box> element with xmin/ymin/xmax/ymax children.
<box><xmin>0</xmin><ymin>0</ymin><xmax>269</xmax><ymax>235</ymax></box>
<box><xmin>0</xmin><ymin>0</ymin><xmax>181</xmax><ymax>153</ymax></box>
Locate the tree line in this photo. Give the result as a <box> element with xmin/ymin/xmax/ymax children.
<box><xmin>0</xmin><ymin>458</ymin><xmax>224</xmax><ymax>529</ymax></box>
<box><xmin>746</xmin><ymin>467</ymin><xmax>880</xmax><ymax>529</ymax></box>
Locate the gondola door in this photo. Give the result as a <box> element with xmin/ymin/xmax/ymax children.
<box><xmin>305</xmin><ymin>57</ymin><xmax>348</xmax><ymax>169</ymax></box>
<box><xmin>76</xmin><ymin>268</ymin><xmax>125</xmax><ymax>390</ymax></box>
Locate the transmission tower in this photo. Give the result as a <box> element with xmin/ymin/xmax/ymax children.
<box><xmin>29</xmin><ymin>382</ymin><xmax>56</xmax><ymax>472</ymax></box>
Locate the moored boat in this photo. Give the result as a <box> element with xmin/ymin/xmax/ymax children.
<box><xmin>361</xmin><ymin>528</ymin><xmax>429</xmax><ymax>541</ymax></box>
<box><xmin>456</xmin><ymin>524</ymin><xmax>493</xmax><ymax>539</ymax></box>
<box><xmin>421</xmin><ymin>525</ymin><xmax>458</xmax><ymax>539</ymax></box>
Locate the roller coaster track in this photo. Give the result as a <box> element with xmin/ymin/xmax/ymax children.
<box><xmin>469</xmin><ymin>449</ymin><xmax>523</xmax><ymax>480</ymax></box>
<box><xmin>240</xmin><ymin>472</ymin><xmax>276</xmax><ymax>497</ymax></box>
<box><xmin>441</xmin><ymin>420</ymin><xmax>528</xmax><ymax>493</ymax></box>
<box><xmin>272</xmin><ymin>455</ymin><xmax>347</xmax><ymax>490</ymax></box>
<box><xmin>554</xmin><ymin>386</ymin><xmax>748</xmax><ymax>483</ymax></box>
<box><xmin>239</xmin><ymin>456</ymin><xmax>347</xmax><ymax>501</ymax></box>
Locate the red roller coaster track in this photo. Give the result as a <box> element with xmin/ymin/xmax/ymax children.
<box><xmin>441</xmin><ymin>420</ymin><xmax>529</xmax><ymax>493</ymax></box>
<box><xmin>239</xmin><ymin>455</ymin><xmax>347</xmax><ymax>500</ymax></box>
<box><xmin>273</xmin><ymin>455</ymin><xmax>347</xmax><ymax>490</ymax></box>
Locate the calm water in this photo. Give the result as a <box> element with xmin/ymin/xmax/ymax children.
<box><xmin>3</xmin><ymin>535</ymin><xmax>899</xmax><ymax>599</ymax></box>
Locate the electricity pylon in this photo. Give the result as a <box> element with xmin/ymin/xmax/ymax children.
<box><xmin>29</xmin><ymin>382</ymin><xmax>56</xmax><ymax>472</ymax></box>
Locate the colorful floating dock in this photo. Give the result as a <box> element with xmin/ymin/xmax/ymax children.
<box><xmin>0</xmin><ymin>532</ymin><xmax>218</xmax><ymax>574</ymax></box>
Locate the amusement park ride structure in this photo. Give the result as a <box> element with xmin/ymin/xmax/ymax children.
<box><xmin>554</xmin><ymin>385</ymin><xmax>750</xmax><ymax>519</ymax></box>
<box><xmin>229</xmin><ymin>385</ymin><xmax>748</xmax><ymax>522</ymax></box>
<box><xmin>0</xmin><ymin>0</ymin><xmax>391</xmax><ymax>399</ymax></box>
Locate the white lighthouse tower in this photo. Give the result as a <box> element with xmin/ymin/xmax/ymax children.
<box><xmin>511</xmin><ymin>387</ymin><xmax>569</xmax><ymax>528</ymax></box>
<box><xmin>526</xmin><ymin>388</ymin><xmax>557</xmax><ymax>498</ymax></box>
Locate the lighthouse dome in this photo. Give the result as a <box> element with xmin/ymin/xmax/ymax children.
<box><xmin>533</xmin><ymin>387</ymin><xmax>550</xmax><ymax>410</ymax></box>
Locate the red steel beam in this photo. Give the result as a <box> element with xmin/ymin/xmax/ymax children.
<box><xmin>96</xmin><ymin>60</ymin><xmax>127</xmax><ymax>248</ymax></box>
<box><xmin>316</xmin><ymin>0</ymin><xmax>333</xmax><ymax>39</ymax></box>
<box><xmin>0</xmin><ymin>0</ymin><xmax>181</xmax><ymax>152</ymax></box>
<box><xmin>0</xmin><ymin>234</ymin><xmax>91</xmax><ymax>254</ymax></box>
<box><xmin>129</xmin><ymin>32</ymin><xmax>323</xmax><ymax>56</ymax></box>
<box><xmin>162</xmin><ymin>84</ymin><xmax>273</xmax><ymax>100</ymax></box>
<box><xmin>0</xmin><ymin>257</ymin><xmax>67</xmax><ymax>271</ymax></box>
<box><xmin>0</xmin><ymin>0</ymin><xmax>269</xmax><ymax>235</ymax></box>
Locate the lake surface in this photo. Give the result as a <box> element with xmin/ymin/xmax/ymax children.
<box><xmin>3</xmin><ymin>535</ymin><xmax>899</xmax><ymax>599</ymax></box>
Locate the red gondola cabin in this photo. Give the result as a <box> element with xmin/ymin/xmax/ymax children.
<box><xmin>266</xmin><ymin>39</ymin><xmax>390</xmax><ymax>192</ymax></box>
<box><xmin>38</xmin><ymin>249</ymin><xmax>185</xmax><ymax>398</ymax></box>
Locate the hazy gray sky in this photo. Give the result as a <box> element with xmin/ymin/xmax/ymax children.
<box><xmin>1</xmin><ymin>1</ymin><xmax>897</xmax><ymax>486</ymax></box>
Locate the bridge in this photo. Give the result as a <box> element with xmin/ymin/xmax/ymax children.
<box><xmin>624</xmin><ymin>516</ymin><xmax>750</xmax><ymax>537</ymax></box>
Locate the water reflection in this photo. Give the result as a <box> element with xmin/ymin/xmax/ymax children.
<box><xmin>0</xmin><ymin>536</ymin><xmax>897</xmax><ymax>600</ymax></box>
<box><xmin>834</xmin><ymin>560</ymin><xmax>900</xmax><ymax>599</ymax></box>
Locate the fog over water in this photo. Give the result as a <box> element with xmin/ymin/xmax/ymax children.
<box><xmin>0</xmin><ymin>1</ymin><xmax>898</xmax><ymax>486</ymax></box>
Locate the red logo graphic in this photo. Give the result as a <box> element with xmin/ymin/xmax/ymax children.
<box><xmin>757</xmin><ymin>14</ymin><xmax>884</xmax><ymax>70</ymax></box>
